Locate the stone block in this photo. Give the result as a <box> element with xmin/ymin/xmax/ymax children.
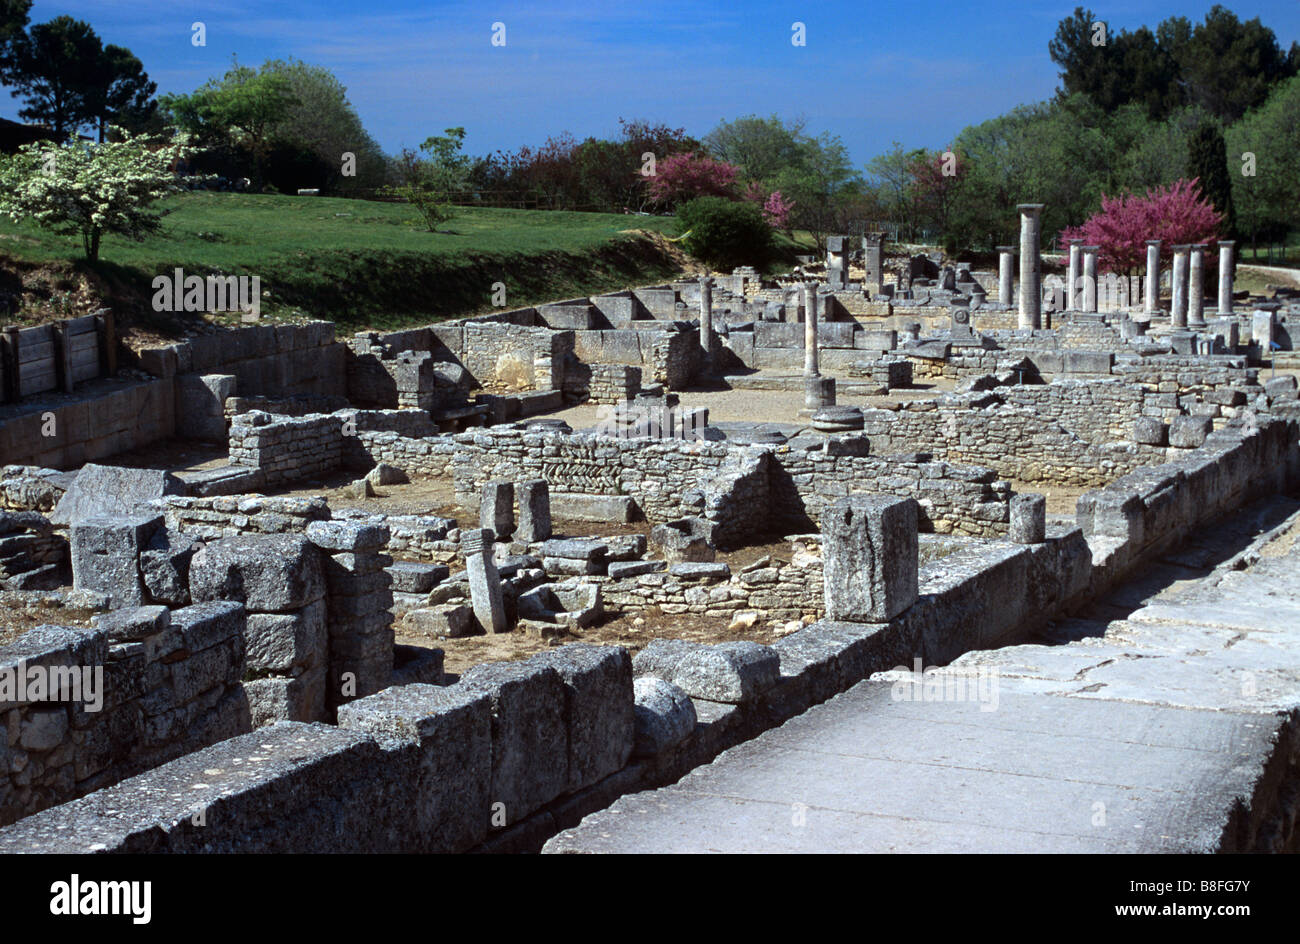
<box><xmin>52</xmin><ymin>465</ymin><xmax>186</xmax><ymax>527</ymax></box>
<box><xmin>479</xmin><ymin>480</ymin><xmax>515</xmax><ymax>539</ymax></box>
<box><xmin>1008</xmin><ymin>493</ymin><xmax>1046</xmax><ymax>544</ymax></box>
<box><xmin>516</xmin><ymin>479</ymin><xmax>552</xmax><ymax>543</ymax></box>
<box><xmin>403</xmin><ymin>604</ymin><xmax>475</xmax><ymax>639</ymax></box>
<box><xmin>246</xmin><ymin>667</ymin><xmax>325</xmax><ymax>725</ymax></box>
<box><xmin>1169</xmin><ymin>415</ymin><xmax>1212</xmax><ymax>449</ymax></box>
<box><xmin>245</xmin><ymin>599</ymin><xmax>327</xmax><ymax>673</ymax></box>
<box><xmin>140</xmin><ymin>529</ymin><xmax>199</xmax><ymax>607</ymax></box>
<box><xmin>70</xmin><ymin>514</ymin><xmax>164</xmax><ymax>608</ymax></box>
<box><xmin>387</xmin><ymin>561</ymin><xmax>449</xmax><ymax>594</ymax></box>
<box><xmin>821</xmin><ymin>494</ymin><xmax>918</xmax><ymax>622</ymax></box>
<box><xmin>632</xmin><ymin>639</ymin><xmax>780</xmax><ymax>704</ymax></box>
<box><xmin>189</xmin><ymin>534</ymin><xmax>326</xmax><ymax>613</ymax></box>
<box><xmin>649</xmin><ymin>517</ymin><xmax>715</xmax><ymax>563</ymax></box>
<box><xmin>530</xmin><ymin>644</ymin><xmax>634</xmax><ymax>792</ymax></box>
<box><xmin>631</xmin><ymin>677</ymin><xmax>696</xmax><ymax>758</ymax></box>
<box><xmin>669</xmin><ymin>561</ymin><xmax>730</xmax><ymax>580</ymax></box>
<box><xmin>458</xmin><ymin>661</ymin><xmax>568</xmax><ymax>825</ymax></box>
<box><xmin>1133</xmin><ymin>417</ymin><xmax>1167</xmax><ymax>446</ymax></box>
<box><xmin>92</xmin><ymin>605</ymin><xmax>170</xmax><ymax>643</ymax></box>
<box><xmin>305</xmin><ymin>520</ymin><xmax>390</xmax><ymax>553</ymax></box>
<box><xmin>337</xmin><ymin>684</ymin><xmax>493</xmax><ymax>853</ymax></box>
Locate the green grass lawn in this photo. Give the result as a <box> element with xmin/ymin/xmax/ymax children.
<box><xmin>0</xmin><ymin>192</ymin><xmax>687</xmax><ymax>331</ymax></box>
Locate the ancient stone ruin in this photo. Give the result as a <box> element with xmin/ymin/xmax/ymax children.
<box><xmin>2</xmin><ymin>214</ymin><xmax>1300</xmax><ymax>853</ymax></box>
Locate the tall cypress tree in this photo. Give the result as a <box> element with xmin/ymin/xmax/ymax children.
<box><xmin>1187</xmin><ymin>121</ymin><xmax>1236</xmax><ymax>238</ymax></box>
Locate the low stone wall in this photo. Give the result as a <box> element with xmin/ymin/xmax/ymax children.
<box><xmin>150</xmin><ymin>495</ymin><xmax>330</xmax><ymax>540</ymax></box>
<box><xmin>601</xmin><ymin>555</ymin><xmax>823</xmax><ymax>624</ymax></box>
<box><xmin>0</xmin><ymin>602</ymin><xmax>249</xmax><ymax>828</ymax></box>
<box><xmin>229</xmin><ymin>411</ymin><xmax>347</xmax><ymax>487</ymax></box>
<box><xmin>440</xmin><ymin>428</ymin><xmax>1012</xmax><ymax>541</ymax></box>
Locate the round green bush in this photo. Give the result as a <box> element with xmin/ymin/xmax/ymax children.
<box><xmin>676</xmin><ymin>196</ymin><xmax>773</xmax><ymax>270</ymax></box>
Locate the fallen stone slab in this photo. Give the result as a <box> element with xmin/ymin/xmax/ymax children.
<box><xmin>668</xmin><ymin>562</ymin><xmax>730</xmax><ymax>581</ymax></box>
<box><xmin>607</xmin><ymin>560</ymin><xmax>666</xmax><ymax>579</ymax></box>
<box><xmin>549</xmin><ymin>493</ymin><xmax>635</xmax><ymax>523</ymax></box>
<box><xmin>387</xmin><ymin>561</ymin><xmax>449</xmax><ymax>594</ymax></box>
<box><xmin>51</xmin><ymin>464</ymin><xmax>187</xmax><ymax>527</ymax></box>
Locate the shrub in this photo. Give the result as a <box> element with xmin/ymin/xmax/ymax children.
<box><xmin>677</xmin><ymin>196</ymin><xmax>772</xmax><ymax>269</ymax></box>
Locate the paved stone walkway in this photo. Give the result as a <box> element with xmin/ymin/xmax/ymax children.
<box><xmin>546</xmin><ymin>513</ymin><xmax>1300</xmax><ymax>853</ymax></box>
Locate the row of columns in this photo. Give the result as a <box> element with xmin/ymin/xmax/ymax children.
<box><xmin>1148</xmin><ymin>240</ymin><xmax>1235</xmax><ymax>327</ymax></box>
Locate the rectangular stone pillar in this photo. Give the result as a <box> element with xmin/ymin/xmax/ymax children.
<box><xmin>1145</xmin><ymin>240</ymin><xmax>1161</xmax><ymax>314</ymax></box>
<box><xmin>1170</xmin><ymin>245</ymin><xmax>1190</xmax><ymax>328</ymax></box>
<box><xmin>1188</xmin><ymin>244</ymin><xmax>1206</xmax><ymax>328</ymax></box>
<box><xmin>862</xmin><ymin>233</ymin><xmax>885</xmax><ymax>295</ymax></box>
<box><xmin>1009</xmin><ymin>494</ymin><xmax>1046</xmax><ymax>544</ymax></box>
<box><xmin>1066</xmin><ymin>241</ymin><xmax>1082</xmax><ymax>310</ymax></box>
<box><xmin>1218</xmin><ymin>241</ymin><xmax>1235</xmax><ymax>315</ymax></box>
<box><xmin>462</xmin><ymin>528</ymin><xmax>507</xmax><ymax>634</ymax></box>
<box><xmin>480</xmin><ymin>480</ymin><xmax>514</xmax><ymax>540</ymax></box>
<box><xmin>822</xmin><ymin>494</ymin><xmax>918</xmax><ymax>622</ymax></box>
<box><xmin>1082</xmin><ymin>246</ymin><xmax>1099</xmax><ymax>313</ymax></box>
<box><xmin>1017</xmin><ymin>204</ymin><xmax>1043</xmax><ymax>329</ymax></box>
<box><xmin>1253</xmin><ymin>309</ymin><xmax>1275</xmax><ymax>361</ymax></box>
<box><xmin>516</xmin><ymin>479</ymin><xmax>552</xmax><ymax>543</ymax></box>
<box><xmin>698</xmin><ymin>276</ymin><xmax>714</xmax><ymax>357</ymax></box>
<box><xmin>803</xmin><ymin>283</ymin><xmax>819</xmax><ymax>376</ymax></box>
<box><xmin>825</xmin><ymin>236</ymin><xmax>847</xmax><ymax>290</ymax></box>
<box><xmin>997</xmin><ymin>246</ymin><xmax>1015</xmax><ymax>304</ymax></box>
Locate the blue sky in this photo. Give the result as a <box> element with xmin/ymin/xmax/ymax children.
<box><xmin>5</xmin><ymin>1</ymin><xmax>1300</xmax><ymax>166</ymax></box>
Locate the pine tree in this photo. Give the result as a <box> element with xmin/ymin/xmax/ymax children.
<box><xmin>1187</xmin><ymin>122</ymin><xmax>1236</xmax><ymax>238</ymax></box>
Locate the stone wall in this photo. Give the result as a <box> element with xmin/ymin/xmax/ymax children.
<box><xmin>150</xmin><ymin>495</ymin><xmax>330</xmax><ymax>540</ymax></box>
<box><xmin>442</xmin><ymin>428</ymin><xmax>1012</xmax><ymax>540</ymax></box>
<box><xmin>0</xmin><ymin>379</ymin><xmax>175</xmax><ymax>469</ymax></box>
<box><xmin>0</xmin><ymin>602</ymin><xmax>249</xmax><ymax>827</ymax></box>
<box><xmin>228</xmin><ymin>411</ymin><xmax>347</xmax><ymax>486</ymax></box>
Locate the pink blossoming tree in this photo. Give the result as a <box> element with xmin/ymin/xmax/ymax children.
<box><xmin>1059</xmin><ymin>178</ymin><xmax>1223</xmax><ymax>275</ymax></box>
<box><xmin>646</xmin><ymin>152</ymin><xmax>738</xmax><ymax>208</ymax></box>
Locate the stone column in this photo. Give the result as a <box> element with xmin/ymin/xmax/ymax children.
<box><xmin>822</xmin><ymin>494</ymin><xmax>918</xmax><ymax>622</ymax></box>
<box><xmin>1017</xmin><ymin>204</ymin><xmax>1043</xmax><ymax>329</ymax></box>
<box><xmin>803</xmin><ymin>283</ymin><xmax>819</xmax><ymax>377</ymax></box>
<box><xmin>516</xmin><ymin>479</ymin><xmax>551</xmax><ymax>543</ymax></box>
<box><xmin>1218</xmin><ymin>241</ymin><xmax>1235</xmax><ymax>315</ymax></box>
<box><xmin>1082</xmin><ymin>246</ymin><xmax>1099</xmax><ymax>313</ymax></box>
<box><xmin>462</xmin><ymin>528</ymin><xmax>507</xmax><ymax>634</ymax></box>
<box><xmin>1066</xmin><ymin>241</ymin><xmax>1082</xmax><ymax>310</ymax></box>
<box><xmin>1144</xmin><ymin>240</ymin><xmax>1161</xmax><ymax>314</ymax></box>
<box><xmin>698</xmin><ymin>276</ymin><xmax>714</xmax><ymax>356</ymax></box>
<box><xmin>1008</xmin><ymin>494</ymin><xmax>1046</xmax><ymax>544</ymax></box>
<box><xmin>997</xmin><ymin>246</ymin><xmax>1015</xmax><ymax>304</ymax></box>
<box><xmin>862</xmin><ymin>233</ymin><xmax>885</xmax><ymax>295</ymax></box>
<box><xmin>1188</xmin><ymin>245</ymin><xmax>1206</xmax><ymax>328</ymax></box>
<box><xmin>1170</xmin><ymin>245</ymin><xmax>1190</xmax><ymax>328</ymax></box>
<box><xmin>479</xmin><ymin>480</ymin><xmax>514</xmax><ymax>539</ymax></box>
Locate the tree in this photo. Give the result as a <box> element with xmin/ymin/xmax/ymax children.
<box><xmin>161</xmin><ymin>64</ymin><xmax>298</xmax><ymax>190</ymax></box>
<box><xmin>1186</xmin><ymin>121</ymin><xmax>1236</xmax><ymax>237</ymax></box>
<box><xmin>646</xmin><ymin>151</ymin><xmax>738</xmax><ymax>207</ymax></box>
<box><xmin>1059</xmin><ymin>179</ymin><xmax>1222</xmax><ymax>275</ymax></box>
<box><xmin>87</xmin><ymin>45</ymin><xmax>157</xmax><ymax>141</ymax></box>
<box><xmin>1166</xmin><ymin>6</ymin><xmax>1296</xmax><ymax>122</ymax></box>
<box><xmin>0</xmin><ymin>15</ymin><xmax>103</xmax><ymax>137</ymax></box>
<box><xmin>1227</xmin><ymin>74</ymin><xmax>1300</xmax><ymax>250</ymax></box>
<box><xmin>383</xmin><ymin>128</ymin><xmax>470</xmax><ymax>231</ymax></box>
<box><xmin>0</xmin><ymin>0</ymin><xmax>29</xmax><ymax>59</ymax></box>
<box><xmin>0</xmin><ymin>129</ymin><xmax>194</xmax><ymax>261</ymax></box>
<box><xmin>703</xmin><ymin>114</ymin><xmax>805</xmax><ymax>182</ymax></box>
<box><xmin>676</xmin><ymin>196</ymin><xmax>772</xmax><ymax>270</ymax></box>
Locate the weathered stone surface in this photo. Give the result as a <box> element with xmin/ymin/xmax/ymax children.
<box><xmin>822</xmin><ymin>495</ymin><xmax>918</xmax><ymax>622</ymax></box>
<box><xmin>403</xmin><ymin>604</ymin><xmax>475</xmax><ymax>639</ymax></box>
<box><xmin>70</xmin><ymin>514</ymin><xmax>164</xmax><ymax>608</ymax></box>
<box><xmin>631</xmin><ymin>677</ymin><xmax>697</xmax><ymax>758</ymax></box>
<box><xmin>516</xmin><ymin>479</ymin><xmax>552</xmax><ymax>543</ymax></box>
<box><xmin>1133</xmin><ymin>417</ymin><xmax>1167</xmax><ymax>446</ymax></box>
<box><xmin>92</xmin><ymin>605</ymin><xmax>170</xmax><ymax>643</ymax></box>
<box><xmin>245</xmin><ymin>599</ymin><xmax>327</xmax><ymax>673</ymax></box>
<box><xmin>650</xmin><ymin>517</ymin><xmax>715</xmax><ymax>563</ymax></box>
<box><xmin>608</xmin><ymin>559</ymin><xmax>666</xmax><ymax>579</ymax></box>
<box><xmin>531</xmin><ymin>644</ymin><xmax>634</xmax><ymax>792</ymax></box>
<box><xmin>669</xmin><ymin>561</ymin><xmax>730</xmax><ymax>580</ymax></box>
<box><xmin>538</xmin><ymin>538</ymin><xmax>608</xmax><ymax>561</ymax></box>
<box><xmin>462</xmin><ymin>528</ymin><xmax>507</xmax><ymax>634</ymax></box>
<box><xmin>480</xmin><ymin>480</ymin><xmax>515</xmax><ymax>539</ymax></box>
<box><xmin>633</xmin><ymin>638</ymin><xmax>780</xmax><ymax>704</ymax></box>
<box><xmin>140</xmin><ymin>529</ymin><xmax>199</xmax><ymax>607</ymax></box>
<box><xmin>366</xmin><ymin>463</ymin><xmax>408</xmax><ymax>486</ymax></box>
<box><xmin>1009</xmin><ymin>493</ymin><xmax>1046</xmax><ymax>544</ymax></box>
<box><xmin>459</xmin><ymin>661</ymin><xmax>568</xmax><ymax>825</ymax></box>
<box><xmin>305</xmin><ymin>519</ymin><xmax>389</xmax><ymax>553</ymax></box>
<box><xmin>387</xmin><ymin>561</ymin><xmax>448</xmax><ymax>594</ymax></box>
<box><xmin>189</xmin><ymin>534</ymin><xmax>326</xmax><ymax>613</ymax></box>
<box><xmin>51</xmin><ymin>465</ymin><xmax>186</xmax><ymax>527</ymax></box>
<box><xmin>337</xmin><ymin>684</ymin><xmax>493</xmax><ymax>853</ymax></box>
<box><xmin>1169</xmin><ymin>415</ymin><xmax>1212</xmax><ymax>449</ymax></box>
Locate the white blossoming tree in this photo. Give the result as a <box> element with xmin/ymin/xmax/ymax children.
<box><xmin>0</xmin><ymin>129</ymin><xmax>194</xmax><ymax>261</ymax></box>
